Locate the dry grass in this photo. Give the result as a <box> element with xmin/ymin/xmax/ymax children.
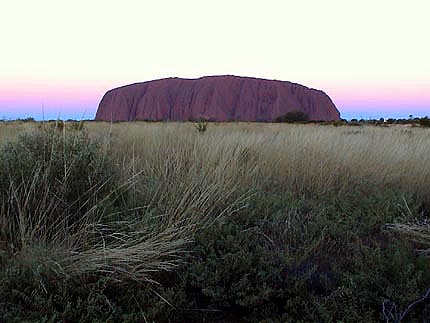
<box><xmin>0</xmin><ymin>122</ymin><xmax>252</xmax><ymax>284</ymax></box>
<box><xmin>1</xmin><ymin>121</ymin><xmax>429</xmax><ymax>284</ymax></box>
<box><xmin>0</xmin><ymin>121</ymin><xmax>36</xmax><ymax>145</ymax></box>
<box><xmin>86</xmin><ymin>122</ymin><xmax>430</xmax><ymax>201</ymax></box>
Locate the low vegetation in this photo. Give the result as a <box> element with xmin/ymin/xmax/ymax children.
<box><xmin>1</xmin><ymin>120</ymin><xmax>430</xmax><ymax>322</ymax></box>
<box><xmin>274</xmin><ymin>111</ymin><xmax>309</xmax><ymax>123</ymax></box>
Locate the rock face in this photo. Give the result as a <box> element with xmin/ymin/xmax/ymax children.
<box><xmin>95</xmin><ymin>76</ymin><xmax>340</xmax><ymax>122</ymax></box>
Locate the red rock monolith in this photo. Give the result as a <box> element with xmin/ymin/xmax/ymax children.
<box><xmin>95</xmin><ymin>75</ymin><xmax>340</xmax><ymax>122</ymax></box>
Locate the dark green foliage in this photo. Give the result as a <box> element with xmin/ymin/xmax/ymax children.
<box><xmin>156</xmin><ymin>186</ymin><xmax>430</xmax><ymax>322</ymax></box>
<box><xmin>419</xmin><ymin>116</ymin><xmax>430</xmax><ymax>127</ymax></box>
<box><xmin>274</xmin><ymin>111</ymin><xmax>309</xmax><ymax>123</ymax></box>
<box><xmin>193</xmin><ymin>121</ymin><xmax>208</xmax><ymax>133</ymax></box>
<box><xmin>0</xmin><ymin>256</ymin><xmax>170</xmax><ymax>323</ymax></box>
<box><xmin>193</xmin><ymin>118</ymin><xmax>209</xmax><ymax>133</ymax></box>
<box><xmin>333</xmin><ymin>120</ymin><xmax>348</xmax><ymax>127</ymax></box>
<box><xmin>17</xmin><ymin>117</ymin><xmax>36</xmax><ymax>123</ymax></box>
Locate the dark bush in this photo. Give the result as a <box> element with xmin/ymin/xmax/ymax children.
<box><xmin>137</xmin><ymin>187</ymin><xmax>430</xmax><ymax>322</ymax></box>
<box><xmin>349</xmin><ymin>120</ymin><xmax>362</xmax><ymax>126</ymax></box>
<box><xmin>17</xmin><ymin>117</ymin><xmax>35</xmax><ymax>122</ymax></box>
<box><xmin>333</xmin><ymin>120</ymin><xmax>348</xmax><ymax>127</ymax></box>
<box><xmin>420</xmin><ymin>116</ymin><xmax>430</xmax><ymax>127</ymax></box>
<box><xmin>274</xmin><ymin>111</ymin><xmax>309</xmax><ymax>123</ymax></box>
<box><xmin>193</xmin><ymin>121</ymin><xmax>208</xmax><ymax>133</ymax></box>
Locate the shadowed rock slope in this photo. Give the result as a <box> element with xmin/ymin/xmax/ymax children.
<box><xmin>95</xmin><ymin>76</ymin><xmax>340</xmax><ymax>122</ymax></box>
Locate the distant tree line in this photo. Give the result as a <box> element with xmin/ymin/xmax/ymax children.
<box><xmin>273</xmin><ymin>111</ymin><xmax>430</xmax><ymax>127</ymax></box>
<box><xmin>3</xmin><ymin>114</ymin><xmax>430</xmax><ymax>128</ymax></box>
<box><xmin>331</xmin><ymin>116</ymin><xmax>430</xmax><ymax>127</ymax></box>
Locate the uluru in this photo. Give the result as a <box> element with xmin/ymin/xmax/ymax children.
<box><xmin>95</xmin><ymin>75</ymin><xmax>340</xmax><ymax>122</ymax></box>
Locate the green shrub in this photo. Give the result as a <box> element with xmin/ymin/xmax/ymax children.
<box><xmin>419</xmin><ymin>116</ymin><xmax>430</xmax><ymax>128</ymax></box>
<box><xmin>193</xmin><ymin>119</ymin><xmax>209</xmax><ymax>133</ymax></box>
<box><xmin>274</xmin><ymin>111</ymin><xmax>309</xmax><ymax>123</ymax></box>
<box><xmin>17</xmin><ymin>117</ymin><xmax>35</xmax><ymax>123</ymax></box>
<box><xmin>149</xmin><ymin>187</ymin><xmax>430</xmax><ymax>322</ymax></box>
<box><xmin>333</xmin><ymin>120</ymin><xmax>348</xmax><ymax>127</ymax></box>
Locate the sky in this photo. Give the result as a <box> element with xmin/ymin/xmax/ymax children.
<box><xmin>1</xmin><ymin>0</ymin><xmax>429</xmax><ymax>120</ymax></box>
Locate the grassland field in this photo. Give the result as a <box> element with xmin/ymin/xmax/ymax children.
<box><xmin>1</xmin><ymin>120</ymin><xmax>430</xmax><ymax>322</ymax></box>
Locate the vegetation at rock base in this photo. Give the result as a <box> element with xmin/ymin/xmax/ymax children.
<box><xmin>274</xmin><ymin>111</ymin><xmax>309</xmax><ymax>123</ymax></box>
<box><xmin>1</xmin><ymin>120</ymin><xmax>430</xmax><ymax>322</ymax></box>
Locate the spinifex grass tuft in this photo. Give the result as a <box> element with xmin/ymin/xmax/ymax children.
<box><xmin>0</xmin><ymin>124</ymin><xmax>247</xmax><ymax>285</ymax></box>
